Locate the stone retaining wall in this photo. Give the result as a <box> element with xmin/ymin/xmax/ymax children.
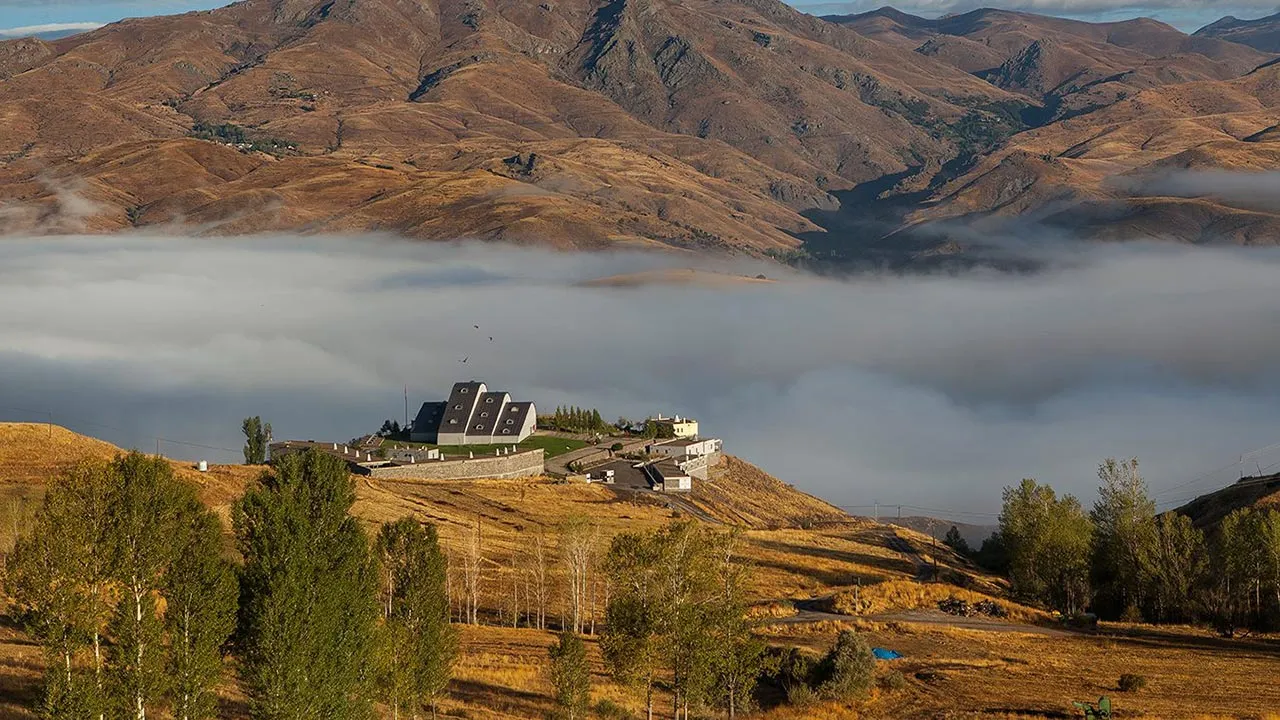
<box><xmin>362</xmin><ymin>449</ymin><xmax>544</xmax><ymax>481</ymax></box>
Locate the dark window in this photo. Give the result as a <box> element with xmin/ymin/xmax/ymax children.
<box><xmin>505</xmin><ymin>419</ymin><xmax>514</xmax><ymax>425</ymax></box>
<box><xmin>502</xmin><ymin>429</ymin><xmax>511</xmax><ymax>434</ymax></box>
<box><xmin>454</xmin><ymin>404</ymin><xmax>462</xmax><ymax>409</ymax></box>
<box><xmin>481</xmin><ymin>412</ymin><xmax>489</xmax><ymax>418</ymax></box>
<box><xmin>475</xmin><ymin>424</ymin><xmax>484</xmax><ymax>430</ymax></box>
<box><xmin>486</xmin><ymin>397</ymin><xmax>494</xmax><ymax>403</ymax></box>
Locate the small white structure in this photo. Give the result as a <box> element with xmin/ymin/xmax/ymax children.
<box><xmin>197</xmin><ymin>460</ymin><xmax>208</xmax><ymax>472</ymax></box>
<box><xmin>648</xmin><ymin>438</ymin><xmax>722</xmax><ymax>458</ymax></box>
<box><xmin>655</xmin><ymin>414</ymin><xmax>699</xmax><ymax>439</ymax></box>
<box><xmin>648</xmin><ymin>460</ymin><xmax>692</xmax><ymax>493</ymax></box>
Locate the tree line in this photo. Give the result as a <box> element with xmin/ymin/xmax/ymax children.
<box><xmin>7</xmin><ymin>449</ymin><xmax>456</xmax><ymax>720</ymax></box>
<box><xmin>541</xmin><ymin>407</ymin><xmax>609</xmax><ymax>434</ymax></box>
<box><xmin>985</xmin><ymin>457</ymin><xmax>1280</xmax><ymax>634</ymax></box>
<box><xmin>544</xmin><ymin>520</ymin><xmax>880</xmax><ymax>720</ymax></box>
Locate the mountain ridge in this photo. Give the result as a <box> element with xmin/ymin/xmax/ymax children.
<box><xmin>1</xmin><ymin>0</ymin><xmax>1278</xmax><ymax>262</ymax></box>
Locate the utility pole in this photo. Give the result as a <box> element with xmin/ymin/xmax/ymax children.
<box><xmin>404</xmin><ymin>385</ymin><xmax>409</xmax><ymax>430</ymax></box>
<box><xmin>873</xmin><ymin>501</ymin><xmax>878</xmax><ymax>523</ymax></box>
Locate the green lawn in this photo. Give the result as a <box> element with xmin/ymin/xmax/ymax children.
<box><xmin>377</xmin><ymin>435</ymin><xmax>587</xmax><ymax>459</ymax></box>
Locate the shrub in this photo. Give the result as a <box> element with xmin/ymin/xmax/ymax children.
<box><xmin>1117</xmin><ymin>673</ymin><xmax>1147</xmax><ymax>693</ymax></box>
<box><xmin>593</xmin><ymin>698</ymin><xmax>634</xmax><ymax>719</ymax></box>
<box><xmin>815</xmin><ymin>630</ymin><xmax>875</xmax><ymax>701</ymax></box>
<box><xmin>786</xmin><ymin>683</ymin><xmax>819</xmax><ymax>708</ymax></box>
<box><xmin>879</xmin><ymin>670</ymin><xmax>908</xmax><ymax>692</ymax></box>
<box><xmin>548</xmin><ymin>632</ymin><xmax>590</xmax><ymax>720</ymax></box>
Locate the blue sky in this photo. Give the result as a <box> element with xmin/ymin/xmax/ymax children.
<box><xmin>0</xmin><ymin>0</ymin><xmax>1277</xmax><ymax>38</ymax></box>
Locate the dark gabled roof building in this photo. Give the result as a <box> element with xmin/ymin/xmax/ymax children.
<box><xmin>410</xmin><ymin>381</ymin><xmax>537</xmax><ymax>446</ymax></box>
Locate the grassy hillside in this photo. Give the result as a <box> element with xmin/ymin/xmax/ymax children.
<box><xmin>3</xmin><ymin>424</ymin><xmax>1280</xmax><ymax>718</ymax></box>
<box><xmin>1177</xmin><ymin>472</ymin><xmax>1280</xmax><ymax>529</ymax></box>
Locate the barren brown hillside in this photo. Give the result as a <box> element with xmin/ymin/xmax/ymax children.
<box><xmin>0</xmin><ymin>0</ymin><xmax>1026</xmax><ymax>253</ymax></box>
<box><xmin>4</xmin><ymin>1</ymin><xmax>1277</xmax><ymax>257</ymax></box>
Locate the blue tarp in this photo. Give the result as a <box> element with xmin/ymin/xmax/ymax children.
<box><xmin>872</xmin><ymin>648</ymin><xmax>902</xmax><ymax>660</ymax></box>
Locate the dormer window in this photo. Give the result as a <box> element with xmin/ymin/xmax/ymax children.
<box><xmin>475</xmin><ymin>424</ymin><xmax>484</xmax><ymax>430</ymax></box>
<box><xmin>461</xmin><ymin>388</ymin><xmax>469</xmax><ymax>393</ymax></box>
<box><xmin>449</xmin><ymin>419</ymin><xmax>457</xmax><ymax>425</ymax></box>
<box><xmin>505</xmin><ymin>419</ymin><xmax>514</xmax><ymax>425</ymax></box>
<box><xmin>486</xmin><ymin>397</ymin><xmax>494</xmax><ymax>403</ymax></box>
<box><xmin>481</xmin><ymin>412</ymin><xmax>489</xmax><ymax>418</ymax></box>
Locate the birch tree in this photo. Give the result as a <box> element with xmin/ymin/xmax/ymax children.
<box><xmin>531</xmin><ymin>531</ymin><xmax>550</xmax><ymax>630</ymax></box>
<box><xmin>6</xmin><ymin>461</ymin><xmax>114</xmax><ymax>719</ymax></box>
<box><xmin>106</xmin><ymin>452</ymin><xmax>191</xmax><ymax>720</ymax></box>
<box><xmin>460</xmin><ymin>518</ymin><xmax>483</xmax><ymax>625</ymax></box>
<box><xmin>559</xmin><ymin>515</ymin><xmax>597</xmax><ymax>634</ymax></box>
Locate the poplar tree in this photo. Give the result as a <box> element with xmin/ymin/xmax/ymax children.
<box><xmin>374</xmin><ymin>517</ymin><xmax>456</xmax><ymax>720</ymax></box>
<box><xmin>602</xmin><ymin>531</ymin><xmax>664</xmax><ymax>720</ymax></box>
<box><xmin>234</xmin><ymin>449</ymin><xmax>380</xmax><ymax>720</ymax></box>
<box><xmin>999</xmin><ymin>478</ymin><xmax>1092</xmax><ymax>614</ymax></box>
<box><xmin>549</xmin><ymin>631</ymin><xmax>590</xmax><ymax>720</ymax></box>
<box><xmin>164</xmin><ymin>506</ymin><xmax>237</xmax><ymax>720</ymax></box>
<box><xmin>241</xmin><ymin>416</ymin><xmax>272</xmax><ymax>465</ymax></box>
<box><xmin>1147</xmin><ymin>512</ymin><xmax>1207</xmax><ymax>623</ymax></box>
<box><xmin>1090</xmin><ymin>457</ymin><xmax>1158</xmax><ymax>619</ymax></box>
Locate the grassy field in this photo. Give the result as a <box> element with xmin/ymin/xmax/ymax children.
<box><xmin>378</xmin><ymin>435</ymin><xmax>589</xmax><ymax>459</ymax></box>
<box><xmin>3</xmin><ymin>424</ymin><xmax>1280</xmax><ymax>719</ymax></box>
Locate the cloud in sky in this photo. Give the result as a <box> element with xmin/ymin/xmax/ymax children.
<box><xmin>2</xmin><ymin>235</ymin><xmax>1279</xmax><ymax>518</ymax></box>
<box><xmin>0</xmin><ymin>22</ymin><xmax>104</xmax><ymax>38</ymax></box>
<box><xmin>0</xmin><ymin>0</ymin><xmax>1271</xmax><ymax>34</ymax></box>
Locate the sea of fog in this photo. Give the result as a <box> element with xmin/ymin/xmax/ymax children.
<box><xmin>3</xmin><ymin>234</ymin><xmax>1280</xmax><ymax>517</ymax></box>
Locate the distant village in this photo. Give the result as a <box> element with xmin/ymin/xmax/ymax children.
<box><xmin>270</xmin><ymin>380</ymin><xmax>723</xmax><ymax>493</ymax></box>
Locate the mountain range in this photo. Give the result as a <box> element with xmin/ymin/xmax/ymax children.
<box><xmin>2</xmin><ymin>1</ymin><xmax>1279</xmax><ymax>265</ymax></box>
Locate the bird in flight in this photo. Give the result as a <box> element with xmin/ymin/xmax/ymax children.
<box><xmin>473</xmin><ymin>325</ymin><xmax>480</xmax><ymax>329</ymax></box>
<box><xmin>460</xmin><ymin>356</ymin><xmax>469</xmax><ymax>363</ymax></box>
<box><xmin>489</xmin><ymin>336</ymin><xmax>493</xmax><ymax>341</ymax></box>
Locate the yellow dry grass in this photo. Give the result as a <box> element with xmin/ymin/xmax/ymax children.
<box><xmin>0</xmin><ymin>424</ymin><xmax>120</xmax><ymax>485</ymax></box>
<box><xmin>6</xmin><ymin>425</ymin><xmax>1277</xmax><ymax>718</ymax></box>
<box><xmin>831</xmin><ymin>579</ymin><xmax>1047</xmax><ymax>623</ymax></box>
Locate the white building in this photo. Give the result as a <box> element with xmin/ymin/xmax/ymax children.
<box><xmin>648</xmin><ymin>437</ymin><xmax>722</xmax><ymax>458</ymax></box>
<box><xmin>649</xmin><ymin>460</ymin><xmax>692</xmax><ymax>492</ymax></box>
<box><xmin>656</xmin><ymin>414</ymin><xmax>698</xmax><ymax>439</ymax></box>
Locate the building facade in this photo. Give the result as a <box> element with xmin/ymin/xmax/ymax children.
<box><xmin>656</xmin><ymin>414</ymin><xmax>698</xmax><ymax>438</ymax></box>
<box><xmin>411</xmin><ymin>381</ymin><xmax>537</xmax><ymax>446</ymax></box>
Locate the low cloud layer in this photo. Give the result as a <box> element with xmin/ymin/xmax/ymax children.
<box><xmin>1133</xmin><ymin>170</ymin><xmax>1280</xmax><ymax>213</ymax></box>
<box><xmin>2</xmin><ymin>235</ymin><xmax>1279</xmax><ymax>517</ymax></box>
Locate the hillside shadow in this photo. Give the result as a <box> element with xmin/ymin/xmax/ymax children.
<box><xmin>751</xmin><ymin>538</ymin><xmax>917</xmax><ymax>577</ymax></box>
<box><xmin>448</xmin><ymin>678</ymin><xmax>548</xmax><ymax>718</ymax></box>
<box><xmin>1102</xmin><ymin>625</ymin><xmax>1280</xmax><ymax>659</ymax></box>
